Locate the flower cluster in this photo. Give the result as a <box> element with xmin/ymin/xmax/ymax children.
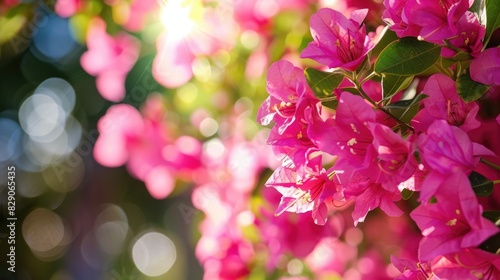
<box><xmin>259</xmin><ymin>2</ymin><xmax>500</xmax><ymax>279</ymax></box>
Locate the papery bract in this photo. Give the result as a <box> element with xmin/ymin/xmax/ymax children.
<box><xmin>410</xmin><ymin>173</ymin><xmax>499</xmax><ymax>262</ymax></box>
<box><xmin>470</xmin><ymin>47</ymin><xmax>500</xmax><ymax>86</ymax></box>
<box><xmin>265</xmin><ymin>164</ymin><xmax>338</xmax><ymax>225</ymax></box>
<box><xmin>384</xmin><ymin>0</ymin><xmax>473</xmax><ymax>44</ymax></box>
<box><xmin>412</xmin><ymin>74</ymin><xmax>480</xmax><ymax>132</ymax></box>
<box><xmin>341</xmin><ymin>171</ymin><xmax>403</xmax><ymax>226</ymax></box>
<box><xmin>417</xmin><ymin>120</ymin><xmax>494</xmax><ymax>201</ymax></box>
<box><xmin>309</xmin><ymin>92</ymin><xmax>375</xmax><ymax>169</ymax></box>
<box><xmin>432</xmin><ymin>248</ymin><xmax>500</xmax><ymax>279</ymax></box>
<box><xmin>300</xmin><ymin>8</ymin><xmax>374</xmax><ymax>71</ymax></box>
<box><xmin>441</xmin><ymin>11</ymin><xmax>485</xmax><ymax>58</ymax></box>
<box><xmin>258</xmin><ymin>60</ymin><xmax>322</xmax><ymax>174</ymax></box>
<box><xmin>366</xmin><ymin>122</ymin><xmax>418</xmax><ymax>188</ymax></box>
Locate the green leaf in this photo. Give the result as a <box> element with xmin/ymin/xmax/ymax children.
<box><xmin>385</xmin><ymin>93</ymin><xmax>428</xmax><ymax>124</ymax></box>
<box><xmin>456</xmin><ymin>69</ymin><xmax>490</xmax><ymax>102</ymax></box>
<box><xmin>402</xmin><ymin>189</ymin><xmax>414</xmax><ymax>200</ymax></box>
<box><xmin>485</xmin><ymin>0</ymin><xmax>500</xmax><ymax>45</ymax></box>
<box><xmin>370</xmin><ymin>27</ymin><xmax>399</xmax><ymax>59</ymax></box>
<box><xmin>382</xmin><ymin>74</ymin><xmax>414</xmax><ymax>100</ymax></box>
<box><xmin>374</xmin><ymin>37</ymin><xmax>441</xmax><ymax>76</ymax></box>
<box><xmin>321</xmin><ymin>100</ymin><xmax>339</xmax><ymax>110</ymax></box>
<box><xmin>479</xmin><ymin>231</ymin><xmax>500</xmax><ymax>254</ymax></box>
<box><xmin>469</xmin><ymin>171</ymin><xmax>494</xmax><ymax>196</ymax></box>
<box><xmin>304</xmin><ymin>68</ymin><xmax>344</xmax><ymax>98</ymax></box>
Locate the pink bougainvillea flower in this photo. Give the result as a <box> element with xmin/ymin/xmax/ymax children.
<box><xmin>94</xmin><ymin>95</ymin><xmax>202</xmax><ymax>199</ymax></box>
<box><xmin>417</xmin><ymin>120</ymin><xmax>495</xmax><ymax>201</ymax></box>
<box><xmin>80</xmin><ymin>18</ymin><xmax>140</xmax><ymax>102</ymax></box>
<box><xmin>418</xmin><ymin>119</ymin><xmax>493</xmax><ymax>175</ymax></box>
<box><xmin>432</xmin><ymin>248</ymin><xmax>500</xmax><ymax>279</ymax></box>
<box><xmin>410</xmin><ymin>173</ymin><xmax>499</xmax><ymax>262</ymax></box>
<box><xmin>412</xmin><ymin>74</ymin><xmax>480</xmax><ymax>132</ymax></box>
<box><xmin>382</xmin><ymin>0</ymin><xmax>422</xmax><ymax>38</ymax></box>
<box><xmin>257</xmin><ymin>60</ymin><xmax>318</xmax><ymax>129</ymax></box>
<box><xmin>405</xmin><ymin>0</ymin><xmax>472</xmax><ymax>43</ymax></box>
<box><xmin>390</xmin><ymin>256</ymin><xmax>435</xmax><ymax>280</ymax></box>
<box><xmin>309</xmin><ymin>92</ymin><xmax>376</xmax><ymax>169</ymax></box>
<box><xmin>300</xmin><ymin>8</ymin><xmax>375</xmax><ymax>71</ymax></box>
<box><xmin>258</xmin><ymin>60</ymin><xmax>322</xmax><ymax>173</ymax></box>
<box><xmin>265</xmin><ymin>164</ymin><xmax>338</xmax><ymax>225</ymax></box>
<box><xmin>366</xmin><ymin>122</ymin><xmax>418</xmax><ymax>188</ymax></box>
<box><xmin>383</xmin><ymin>0</ymin><xmax>473</xmax><ymax>44</ymax></box>
<box><xmin>470</xmin><ymin>47</ymin><xmax>500</xmax><ymax>86</ymax></box>
<box><xmin>441</xmin><ymin>11</ymin><xmax>485</xmax><ymax>58</ymax></box>
<box><xmin>341</xmin><ymin>171</ymin><xmax>403</xmax><ymax>225</ymax></box>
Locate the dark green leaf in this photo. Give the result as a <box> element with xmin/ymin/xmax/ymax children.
<box><xmin>485</xmin><ymin>0</ymin><xmax>500</xmax><ymax>45</ymax></box>
<box><xmin>386</xmin><ymin>93</ymin><xmax>428</xmax><ymax>124</ymax></box>
<box><xmin>452</xmin><ymin>51</ymin><xmax>473</xmax><ymax>61</ymax></box>
<box><xmin>469</xmin><ymin>171</ymin><xmax>494</xmax><ymax>196</ymax></box>
<box><xmin>374</xmin><ymin>37</ymin><xmax>441</xmax><ymax>75</ymax></box>
<box><xmin>457</xmin><ymin>69</ymin><xmax>490</xmax><ymax>102</ymax></box>
<box><xmin>382</xmin><ymin>74</ymin><xmax>414</xmax><ymax>100</ymax></box>
<box><xmin>402</xmin><ymin>189</ymin><xmax>414</xmax><ymax>200</ymax></box>
<box><xmin>321</xmin><ymin>100</ymin><xmax>339</xmax><ymax>110</ymax></box>
<box><xmin>483</xmin><ymin>211</ymin><xmax>500</xmax><ymax>226</ymax></box>
<box><xmin>304</xmin><ymin>68</ymin><xmax>344</xmax><ymax>98</ymax></box>
<box><xmin>370</xmin><ymin>27</ymin><xmax>399</xmax><ymax>59</ymax></box>
<box><xmin>479</xmin><ymin>231</ymin><xmax>500</xmax><ymax>254</ymax></box>
<box><xmin>470</xmin><ymin>0</ymin><xmax>485</xmax><ymax>20</ymax></box>
<box><xmin>384</xmin><ymin>93</ymin><xmax>427</xmax><ymax>110</ymax></box>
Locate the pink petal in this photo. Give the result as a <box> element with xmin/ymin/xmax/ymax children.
<box><xmin>144</xmin><ymin>166</ymin><xmax>175</xmax><ymax>199</ymax></box>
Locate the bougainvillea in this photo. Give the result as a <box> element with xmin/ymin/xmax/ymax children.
<box><xmin>4</xmin><ymin>0</ymin><xmax>500</xmax><ymax>279</ymax></box>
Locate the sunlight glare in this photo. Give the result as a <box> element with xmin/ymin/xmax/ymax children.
<box><xmin>160</xmin><ymin>0</ymin><xmax>197</xmax><ymax>40</ymax></box>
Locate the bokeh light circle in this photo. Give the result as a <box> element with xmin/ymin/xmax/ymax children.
<box><xmin>132</xmin><ymin>231</ymin><xmax>177</xmax><ymax>276</ymax></box>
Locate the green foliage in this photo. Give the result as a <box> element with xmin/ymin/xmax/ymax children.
<box><xmin>485</xmin><ymin>0</ymin><xmax>500</xmax><ymax>46</ymax></box>
<box><xmin>374</xmin><ymin>37</ymin><xmax>441</xmax><ymax>76</ymax></box>
<box><xmin>385</xmin><ymin>93</ymin><xmax>428</xmax><ymax>125</ymax></box>
<box><xmin>456</xmin><ymin>69</ymin><xmax>490</xmax><ymax>102</ymax></box>
<box><xmin>469</xmin><ymin>171</ymin><xmax>494</xmax><ymax>197</ymax></box>
<box><xmin>382</xmin><ymin>74</ymin><xmax>414</xmax><ymax>100</ymax></box>
<box><xmin>304</xmin><ymin>68</ymin><xmax>344</xmax><ymax>98</ymax></box>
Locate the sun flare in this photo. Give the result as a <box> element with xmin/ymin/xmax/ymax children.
<box><xmin>159</xmin><ymin>0</ymin><xmax>199</xmax><ymax>40</ymax></box>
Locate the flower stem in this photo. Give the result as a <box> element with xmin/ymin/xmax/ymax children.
<box><xmin>360</xmin><ymin>71</ymin><xmax>378</xmax><ymax>85</ymax></box>
<box><xmin>481</xmin><ymin>158</ymin><xmax>500</xmax><ymax>171</ymax></box>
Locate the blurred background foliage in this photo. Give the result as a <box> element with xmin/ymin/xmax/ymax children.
<box><xmin>0</xmin><ymin>0</ymin><xmax>317</xmax><ymax>279</ymax></box>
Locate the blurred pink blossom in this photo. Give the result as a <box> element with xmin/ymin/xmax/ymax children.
<box><xmin>80</xmin><ymin>18</ymin><xmax>140</xmax><ymax>102</ymax></box>
<box><xmin>94</xmin><ymin>95</ymin><xmax>202</xmax><ymax>199</ymax></box>
<box><xmin>54</xmin><ymin>0</ymin><xmax>83</xmax><ymax>17</ymax></box>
